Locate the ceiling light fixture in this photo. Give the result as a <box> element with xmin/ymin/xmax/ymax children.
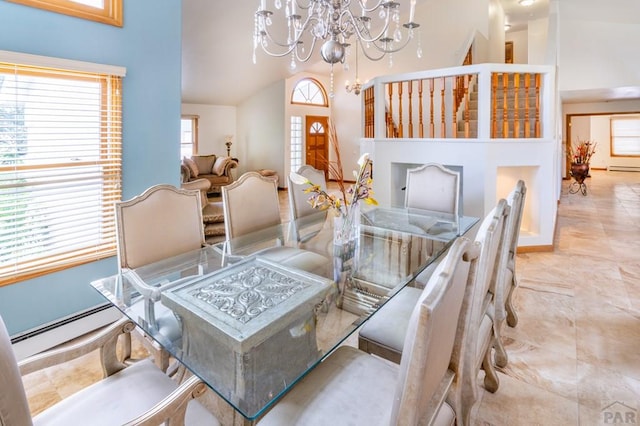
<box><xmin>504</xmin><ymin>23</ymin><xmax>511</xmax><ymax>30</ymax></box>
<box><xmin>518</xmin><ymin>0</ymin><xmax>535</xmax><ymax>6</ymax></box>
<box><xmin>254</xmin><ymin>0</ymin><xmax>421</xmax><ymax>96</ymax></box>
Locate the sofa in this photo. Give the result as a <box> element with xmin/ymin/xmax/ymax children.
<box><xmin>181</xmin><ymin>154</ymin><xmax>238</xmax><ymax>194</ymax></box>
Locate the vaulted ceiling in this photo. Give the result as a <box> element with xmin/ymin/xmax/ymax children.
<box><xmin>180</xmin><ymin>0</ymin><xmax>555</xmax><ymax>106</ymax></box>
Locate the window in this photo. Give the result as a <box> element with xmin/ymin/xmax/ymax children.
<box><xmin>181</xmin><ymin>115</ymin><xmax>198</xmax><ymax>158</ymax></box>
<box><xmin>611</xmin><ymin>116</ymin><xmax>640</xmax><ymax>157</ymax></box>
<box><xmin>291</xmin><ymin>78</ymin><xmax>328</xmax><ymax>106</ymax></box>
<box><xmin>7</xmin><ymin>0</ymin><xmax>123</xmax><ymax>27</ymax></box>
<box><xmin>0</xmin><ymin>52</ymin><xmax>124</xmax><ymax>286</ymax></box>
<box><xmin>290</xmin><ymin>116</ymin><xmax>302</xmax><ymax>173</ymax></box>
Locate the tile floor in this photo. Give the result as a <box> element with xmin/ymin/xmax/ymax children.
<box><xmin>21</xmin><ymin>170</ymin><xmax>640</xmax><ymax>425</ymax></box>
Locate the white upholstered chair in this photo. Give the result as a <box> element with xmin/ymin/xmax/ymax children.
<box><xmin>358</xmin><ymin>199</ymin><xmax>509</xmax><ymax>396</ymax></box>
<box><xmin>0</xmin><ymin>315</ymin><xmax>219</xmax><ymax>426</ymax></box>
<box><xmin>288</xmin><ymin>165</ymin><xmax>327</xmax><ymax>221</ymax></box>
<box><xmin>288</xmin><ymin>165</ymin><xmax>332</xmax><ymax>248</ymax></box>
<box><xmin>491</xmin><ymin>180</ymin><xmax>527</xmax><ymax>368</ymax></box>
<box><xmin>222</xmin><ymin>171</ymin><xmax>328</xmax><ymax>274</ymax></box>
<box><xmin>115</xmin><ymin>184</ymin><xmax>207</xmax><ymax>371</ymax></box>
<box><xmin>258</xmin><ymin>237</ymin><xmax>480</xmax><ymax>426</ymax></box>
<box><xmin>405</xmin><ymin>163</ymin><xmax>460</xmax><ymax>219</ymax></box>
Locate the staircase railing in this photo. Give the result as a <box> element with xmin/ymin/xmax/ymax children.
<box><xmin>363</xmin><ymin>63</ymin><xmax>555</xmax><ymax>140</ymax></box>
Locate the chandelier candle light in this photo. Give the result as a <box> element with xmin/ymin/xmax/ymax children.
<box><xmin>254</xmin><ymin>0</ymin><xmax>421</xmax><ymax>95</ymax></box>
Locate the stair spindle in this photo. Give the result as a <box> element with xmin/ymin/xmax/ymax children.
<box><xmin>464</xmin><ymin>74</ymin><xmax>470</xmax><ymax>138</ymax></box>
<box><xmin>441</xmin><ymin>77</ymin><xmax>446</xmax><ymax>138</ymax></box>
<box><xmin>408</xmin><ymin>80</ymin><xmax>414</xmax><ymax>138</ymax></box>
<box><xmin>514</xmin><ymin>73</ymin><xmax>520</xmax><ymax>139</ymax></box>
<box><xmin>418</xmin><ymin>79</ymin><xmax>424</xmax><ymax>138</ymax></box>
<box><xmin>398</xmin><ymin>82</ymin><xmax>404</xmax><ymax>138</ymax></box>
<box><xmin>492</xmin><ymin>73</ymin><xmax>498</xmax><ymax>138</ymax></box>
<box><xmin>429</xmin><ymin>78</ymin><xmax>435</xmax><ymax>138</ymax></box>
<box><xmin>524</xmin><ymin>73</ymin><xmax>530</xmax><ymax>138</ymax></box>
<box><xmin>535</xmin><ymin>73</ymin><xmax>541</xmax><ymax>137</ymax></box>
<box><xmin>502</xmin><ymin>73</ymin><xmax>509</xmax><ymax>138</ymax></box>
<box><xmin>452</xmin><ymin>76</ymin><xmax>457</xmax><ymax>138</ymax></box>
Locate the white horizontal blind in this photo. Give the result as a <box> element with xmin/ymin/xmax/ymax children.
<box><xmin>0</xmin><ymin>61</ymin><xmax>122</xmax><ymax>286</ymax></box>
<box><xmin>611</xmin><ymin>116</ymin><xmax>640</xmax><ymax>157</ymax></box>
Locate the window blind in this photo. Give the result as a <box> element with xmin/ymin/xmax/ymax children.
<box><xmin>0</xmin><ymin>60</ymin><xmax>123</xmax><ymax>286</ymax></box>
<box><xmin>611</xmin><ymin>116</ymin><xmax>640</xmax><ymax>157</ymax></box>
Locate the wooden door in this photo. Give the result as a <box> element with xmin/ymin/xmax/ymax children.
<box><xmin>305</xmin><ymin>116</ymin><xmax>329</xmax><ymax>174</ymax></box>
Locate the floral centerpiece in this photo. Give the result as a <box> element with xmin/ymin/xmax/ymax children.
<box><xmin>289</xmin><ymin>122</ymin><xmax>377</xmax><ymax>254</ymax></box>
<box><xmin>567</xmin><ymin>139</ymin><xmax>597</xmax><ymax>165</ymax></box>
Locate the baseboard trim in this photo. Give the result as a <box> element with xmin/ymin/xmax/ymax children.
<box><xmin>11</xmin><ymin>304</ymin><xmax>121</xmax><ymax>361</ymax></box>
<box><xmin>517</xmin><ymin>245</ymin><xmax>554</xmax><ymax>253</ymax></box>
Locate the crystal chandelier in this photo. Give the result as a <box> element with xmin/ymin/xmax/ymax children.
<box><xmin>253</xmin><ymin>0</ymin><xmax>421</xmax><ymax>94</ymax></box>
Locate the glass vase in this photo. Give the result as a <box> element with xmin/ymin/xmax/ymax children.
<box><xmin>332</xmin><ymin>204</ymin><xmax>360</xmax><ymax>307</ymax></box>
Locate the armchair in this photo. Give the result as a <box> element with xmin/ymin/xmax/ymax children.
<box><xmin>0</xmin><ymin>315</ymin><xmax>219</xmax><ymax>425</ymax></box>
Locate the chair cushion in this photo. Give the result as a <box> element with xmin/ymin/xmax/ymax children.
<box><xmin>203</xmin><ymin>202</ymin><xmax>224</xmax><ymax>223</ymax></box>
<box><xmin>183</xmin><ymin>157</ymin><xmax>199</xmax><ymax>178</ymax></box>
<box><xmin>192</xmin><ymin>155</ymin><xmax>217</xmax><ymax>175</ymax></box>
<box><xmin>259</xmin><ymin>247</ymin><xmax>329</xmax><ymax>276</ymax></box>
<box><xmin>358</xmin><ymin>286</ymin><xmax>422</xmax><ymax>353</ymax></box>
<box><xmin>212</xmin><ymin>156</ymin><xmax>231</xmax><ymax>176</ymax></box>
<box><xmin>33</xmin><ymin>359</ymin><xmax>219</xmax><ymax>426</ymax></box>
<box><xmin>258</xmin><ymin>346</ymin><xmax>398</xmax><ymax>426</ymax></box>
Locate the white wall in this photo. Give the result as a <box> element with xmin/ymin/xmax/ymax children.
<box><xmin>558</xmin><ymin>1</ymin><xmax>640</xmax><ymax>92</ymax></box>
<box><xmin>181</xmin><ymin>104</ymin><xmax>236</xmax><ymax>156</ymax></box>
<box><xmin>527</xmin><ymin>18</ymin><xmax>549</xmax><ymax>65</ymax></box>
<box><xmin>506</xmin><ymin>30</ymin><xmax>528</xmax><ymax>64</ymax></box>
<box><xmin>236</xmin><ymin>80</ymin><xmax>286</xmax><ymax>180</ymax></box>
<box><xmin>487</xmin><ymin>0</ymin><xmax>505</xmax><ymax>63</ymax></box>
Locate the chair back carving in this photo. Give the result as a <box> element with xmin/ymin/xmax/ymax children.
<box><xmin>0</xmin><ymin>315</ymin><xmax>33</xmax><ymax>425</ymax></box>
<box><xmin>115</xmin><ymin>185</ymin><xmax>205</xmax><ymax>270</ymax></box>
<box><xmin>405</xmin><ymin>163</ymin><xmax>460</xmax><ymax>218</ymax></box>
<box><xmin>222</xmin><ymin>171</ymin><xmax>281</xmax><ymax>240</ymax></box>
<box><xmin>288</xmin><ymin>165</ymin><xmax>327</xmax><ymax>220</ymax></box>
<box><xmin>391</xmin><ymin>237</ymin><xmax>478</xmax><ymax>425</ymax></box>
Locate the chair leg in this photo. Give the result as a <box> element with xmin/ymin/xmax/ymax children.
<box><xmin>493</xmin><ymin>333</ymin><xmax>509</xmax><ymax>369</ymax></box>
<box><xmin>482</xmin><ymin>348</ymin><xmax>500</xmax><ymax>393</ymax></box>
<box><xmin>506</xmin><ymin>272</ymin><xmax>519</xmax><ymax>327</ymax></box>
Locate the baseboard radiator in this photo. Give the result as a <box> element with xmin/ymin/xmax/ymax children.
<box><xmin>607</xmin><ymin>165</ymin><xmax>640</xmax><ymax>172</ymax></box>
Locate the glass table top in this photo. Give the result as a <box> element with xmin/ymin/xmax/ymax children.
<box><xmin>91</xmin><ymin>207</ymin><xmax>478</xmax><ymax>420</ymax></box>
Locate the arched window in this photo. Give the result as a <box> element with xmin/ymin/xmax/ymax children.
<box><xmin>291</xmin><ymin>78</ymin><xmax>328</xmax><ymax>106</ymax></box>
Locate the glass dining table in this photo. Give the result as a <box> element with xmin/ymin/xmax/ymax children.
<box><xmin>91</xmin><ymin>205</ymin><xmax>478</xmax><ymax>422</ymax></box>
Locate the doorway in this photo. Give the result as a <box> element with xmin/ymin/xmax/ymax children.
<box><xmin>305</xmin><ymin>115</ymin><xmax>329</xmax><ymax>176</ymax></box>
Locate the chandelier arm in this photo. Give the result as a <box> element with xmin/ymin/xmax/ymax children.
<box><xmin>294</xmin><ymin>37</ymin><xmax>319</xmax><ymax>63</ymax></box>
<box><xmin>368</xmin><ymin>30</ymin><xmax>415</xmax><ymax>54</ymax></box>
<box><xmin>339</xmin><ymin>9</ymin><xmax>393</xmax><ymax>45</ymax></box>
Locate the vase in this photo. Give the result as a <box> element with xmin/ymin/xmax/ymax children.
<box><xmin>332</xmin><ymin>204</ymin><xmax>360</xmax><ymax>262</ymax></box>
<box><xmin>332</xmin><ymin>205</ymin><xmax>360</xmax><ymax>303</ymax></box>
<box><xmin>569</xmin><ymin>162</ymin><xmax>589</xmax><ymax>195</ymax></box>
<box><xmin>570</xmin><ymin>162</ymin><xmax>589</xmax><ymax>185</ymax></box>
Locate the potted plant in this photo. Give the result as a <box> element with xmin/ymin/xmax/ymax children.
<box><xmin>567</xmin><ymin>139</ymin><xmax>596</xmax><ymax>194</ymax></box>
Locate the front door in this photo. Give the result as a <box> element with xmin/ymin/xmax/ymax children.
<box><xmin>305</xmin><ymin>116</ymin><xmax>329</xmax><ymax>176</ymax></box>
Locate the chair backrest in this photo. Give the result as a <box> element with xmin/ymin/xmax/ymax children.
<box><xmin>404</xmin><ymin>163</ymin><xmax>460</xmax><ymax>217</ymax></box>
<box><xmin>0</xmin><ymin>315</ymin><xmax>33</xmax><ymax>426</ymax></box>
<box><xmin>390</xmin><ymin>237</ymin><xmax>477</xmax><ymax>425</ymax></box>
<box><xmin>450</xmin><ymin>199</ymin><xmax>508</xmax><ymax>423</ymax></box>
<box><xmin>116</xmin><ymin>185</ymin><xmax>205</xmax><ymax>270</ymax></box>
<box><xmin>288</xmin><ymin>165</ymin><xmax>327</xmax><ymax>220</ymax></box>
<box><xmin>506</xmin><ymin>180</ymin><xmax>526</xmax><ymax>265</ymax></box>
<box><xmin>222</xmin><ymin>171</ymin><xmax>281</xmax><ymax>240</ymax></box>
<box><xmin>494</xmin><ymin>180</ymin><xmax>526</xmax><ymax>317</ymax></box>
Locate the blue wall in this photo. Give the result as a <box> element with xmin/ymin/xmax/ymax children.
<box><xmin>0</xmin><ymin>1</ymin><xmax>182</xmax><ymax>335</ymax></box>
